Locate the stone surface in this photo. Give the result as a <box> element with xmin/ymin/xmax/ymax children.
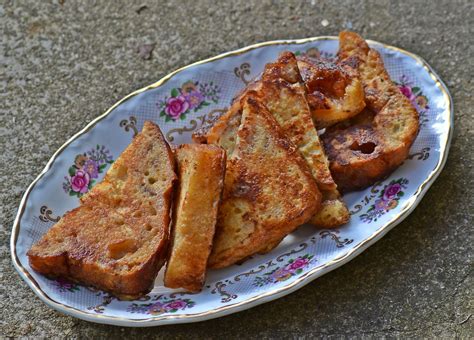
<box><xmin>1</xmin><ymin>0</ymin><xmax>473</xmax><ymax>338</ymax></box>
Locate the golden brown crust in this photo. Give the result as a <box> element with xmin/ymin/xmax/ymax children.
<box><xmin>297</xmin><ymin>57</ymin><xmax>366</xmax><ymax>128</ymax></box>
<box><xmin>256</xmin><ymin>52</ymin><xmax>349</xmax><ymax>228</ymax></box>
<box><xmin>308</xmin><ymin>190</ymin><xmax>350</xmax><ymax>227</ymax></box>
<box><xmin>28</xmin><ymin>121</ymin><xmax>177</xmax><ymax>299</ymax></box>
<box><xmin>322</xmin><ymin>32</ymin><xmax>419</xmax><ymax>192</ymax></box>
<box><xmin>259</xmin><ymin>51</ymin><xmax>336</xmax><ymax>192</ymax></box>
<box><xmin>193</xmin><ymin>52</ymin><xmax>350</xmax><ymax>229</ymax></box>
<box><xmin>337</xmin><ymin>31</ymin><xmax>371</xmax><ymax>62</ymax></box>
<box><xmin>208</xmin><ymin>93</ymin><xmax>320</xmax><ymax>268</ymax></box>
<box><xmin>164</xmin><ymin>144</ymin><xmax>226</xmax><ymax>292</ymax></box>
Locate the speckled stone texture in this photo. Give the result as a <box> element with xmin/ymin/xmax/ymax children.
<box><xmin>1</xmin><ymin>0</ymin><xmax>473</xmax><ymax>338</ymax></box>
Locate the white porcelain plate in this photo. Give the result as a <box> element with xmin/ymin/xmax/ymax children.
<box><xmin>11</xmin><ymin>37</ymin><xmax>453</xmax><ymax>327</ymax></box>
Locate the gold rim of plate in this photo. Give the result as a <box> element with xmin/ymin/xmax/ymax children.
<box><xmin>10</xmin><ymin>36</ymin><xmax>454</xmax><ymax>326</ymax></box>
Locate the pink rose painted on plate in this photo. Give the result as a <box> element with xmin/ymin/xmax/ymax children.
<box><xmin>157</xmin><ymin>80</ymin><xmax>221</xmax><ymax>122</ymax></box>
<box><xmin>399</xmin><ymin>85</ymin><xmax>415</xmax><ymax>100</ymax></box>
<box><xmin>165</xmin><ymin>96</ymin><xmax>190</xmax><ymax>118</ymax></box>
<box><xmin>127</xmin><ymin>297</ymin><xmax>195</xmax><ymax>315</ymax></box>
<box><xmin>288</xmin><ymin>257</ymin><xmax>310</xmax><ymax>270</ymax></box>
<box><xmin>164</xmin><ymin>300</ymin><xmax>188</xmax><ymax>310</ymax></box>
<box><xmin>253</xmin><ymin>254</ymin><xmax>315</xmax><ymax>287</ymax></box>
<box><xmin>396</xmin><ymin>75</ymin><xmax>430</xmax><ymax>127</ymax></box>
<box><xmin>383</xmin><ymin>183</ymin><xmax>402</xmax><ymax>201</ymax></box>
<box><xmin>360</xmin><ymin>178</ymin><xmax>408</xmax><ymax>223</ymax></box>
<box><xmin>62</xmin><ymin>145</ymin><xmax>114</xmax><ymax>197</ymax></box>
<box><xmin>70</xmin><ymin>170</ymin><xmax>90</xmax><ymax>194</ymax></box>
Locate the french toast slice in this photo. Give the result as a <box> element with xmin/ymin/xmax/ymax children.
<box><xmin>164</xmin><ymin>144</ymin><xmax>225</xmax><ymax>292</ymax></box>
<box><xmin>322</xmin><ymin>31</ymin><xmax>419</xmax><ymax>191</ymax></box>
<box><xmin>195</xmin><ymin>52</ymin><xmax>349</xmax><ymax>228</ymax></box>
<box><xmin>258</xmin><ymin>52</ymin><xmax>349</xmax><ymax>227</ymax></box>
<box><xmin>28</xmin><ymin>121</ymin><xmax>176</xmax><ymax>299</ymax></box>
<box><xmin>297</xmin><ymin>56</ymin><xmax>366</xmax><ymax>128</ymax></box>
<box><xmin>208</xmin><ymin>93</ymin><xmax>320</xmax><ymax>268</ymax></box>
<box><xmin>259</xmin><ymin>52</ymin><xmax>336</xmax><ymax>192</ymax></box>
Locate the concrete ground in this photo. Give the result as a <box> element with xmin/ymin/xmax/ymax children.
<box><xmin>1</xmin><ymin>0</ymin><xmax>472</xmax><ymax>338</ymax></box>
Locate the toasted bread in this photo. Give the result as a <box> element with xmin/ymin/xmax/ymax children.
<box><xmin>297</xmin><ymin>57</ymin><xmax>366</xmax><ymax>128</ymax></box>
<box><xmin>193</xmin><ymin>52</ymin><xmax>350</xmax><ymax>228</ymax></box>
<box><xmin>258</xmin><ymin>52</ymin><xmax>350</xmax><ymax>228</ymax></box>
<box><xmin>259</xmin><ymin>52</ymin><xmax>336</xmax><ymax>191</ymax></box>
<box><xmin>28</xmin><ymin>121</ymin><xmax>176</xmax><ymax>299</ymax></box>
<box><xmin>308</xmin><ymin>190</ymin><xmax>350</xmax><ymax>227</ymax></box>
<box><xmin>322</xmin><ymin>32</ymin><xmax>419</xmax><ymax>191</ymax></box>
<box><xmin>164</xmin><ymin>144</ymin><xmax>225</xmax><ymax>292</ymax></box>
<box><xmin>193</xmin><ymin>79</ymin><xmax>261</xmax><ymax>146</ymax></box>
<box><xmin>208</xmin><ymin>93</ymin><xmax>320</xmax><ymax>268</ymax></box>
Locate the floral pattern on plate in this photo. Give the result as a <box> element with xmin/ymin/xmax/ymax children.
<box><xmin>294</xmin><ymin>47</ymin><xmax>335</xmax><ymax>60</ymax></box>
<box><xmin>51</xmin><ymin>278</ymin><xmax>81</xmax><ymax>293</ymax></box>
<box><xmin>127</xmin><ymin>296</ymin><xmax>195</xmax><ymax>316</ymax></box>
<box><xmin>360</xmin><ymin>178</ymin><xmax>409</xmax><ymax>223</ymax></box>
<box><xmin>397</xmin><ymin>75</ymin><xmax>430</xmax><ymax>127</ymax></box>
<box><xmin>157</xmin><ymin>80</ymin><xmax>221</xmax><ymax>122</ymax></box>
<box><xmin>62</xmin><ymin>145</ymin><xmax>114</xmax><ymax>197</ymax></box>
<box><xmin>253</xmin><ymin>254</ymin><xmax>315</xmax><ymax>287</ymax></box>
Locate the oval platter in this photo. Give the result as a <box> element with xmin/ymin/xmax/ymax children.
<box><xmin>11</xmin><ymin>36</ymin><xmax>453</xmax><ymax>327</ymax></box>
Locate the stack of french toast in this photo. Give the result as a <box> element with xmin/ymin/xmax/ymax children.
<box><xmin>27</xmin><ymin>32</ymin><xmax>419</xmax><ymax>299</ymax></box>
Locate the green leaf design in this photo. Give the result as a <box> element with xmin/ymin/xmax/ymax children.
<box><xmin>69</xmin><ymin>191</ymin><xmax>77</xmax><ymax>197</ymax></box>
<box><xmin>160</xmin><ymin>110</ymin><xmax>166</xmax><ymax>117</ymax></box>
<box><xmin>412</xmin><ymin>86</ymin><xmax>420</xmax><ymax>93</ymax></box>
<box><xmin>68</xmin><ymin>166</ymin><xmax>76</xmax><ymax>177</ymax></box>
<box><xmin>367</xmin><ymin>206</ymin><xmax>374</xmax><ymax>212</ymax></box>
<box><xmin>294</xmin><ymin>51</ymin><xmax>301</xmax><ymax>56</ymax></box>
<box><xmin>98</xmin><ymin>164</ymin><xmax>107</xmax><ymax>172</ymax></box>
<box><xmin>202</xmin><ymin>101</ymin><xmax>210</xmax><ymax>106</ymax></box>
<box><xmin>165</xmin><ymin>116</ymin><xmax>171</xmax><ymax>122</ymax></box>
<box><xmin>171</xmin><ymin>88</ymin><xmax>179</xmax><ymax>98</ymax></box>
<box><xmin>296</xmin><ymin>269</ymin><xmax>303</xmax><ymax>274</ymax></box>
<box><xmin>180</xmin><ymin>114</ymin><xmax>186</xmax><ymax>120</ymax></box>
<box><xmin>398</xmin><ymin>191</ymin><xmax>404</xmax><ymax>197</ymax></box>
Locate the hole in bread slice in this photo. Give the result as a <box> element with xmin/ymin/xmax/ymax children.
<box><xmin>108</xmin><ymin>239</ymin><xmax>138</xmax><ymax>260</ymax></box>
<box><xmin>350</xmin><ymin>141</ymin><xmax>376</xmax><ymax>154</ymax></box>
